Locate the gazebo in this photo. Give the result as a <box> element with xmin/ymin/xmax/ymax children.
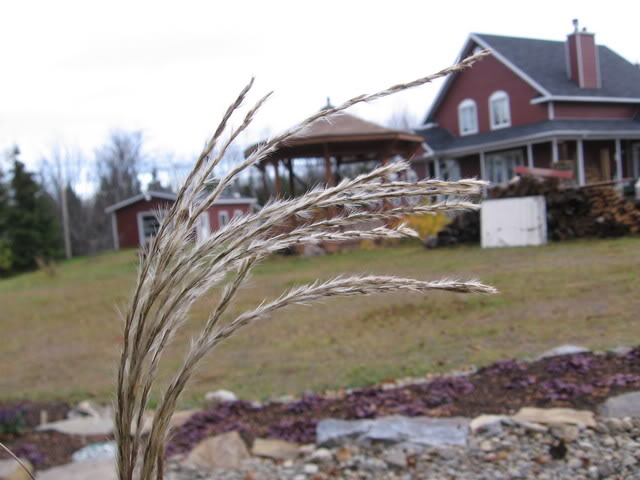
<box><xmin>246</xmin><ymin>102</ymin><xmax>424</xmax><ymax>198</ymax></box>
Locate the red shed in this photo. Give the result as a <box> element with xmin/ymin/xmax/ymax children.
<box><xmin>105</xmin><ymin>191</ymin><xmax>258</xmax><ymax>249</ymax></box>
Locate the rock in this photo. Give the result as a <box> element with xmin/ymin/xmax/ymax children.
<box><xmin>470</xmin><ymin>415</ymin><xmax>509</xmax><ymax>434</ymax></box>
<box><xmin>204</xmin><ymin>389</ymin><xmax>238</xmax><ymax>405</ymax></box>
<box><xmin>512</xmin><ymin>407</ymin><xmax>596</xmax><ymax>427</ymax></box>
<box><xmin>37</xmin><ymin>459</ymin><xmax>116</xmax><ymax>480</ymax></box>
<box><xmin>71</xmin><ymin>442</ymin><xmax>116</xmax><ymax>462</ymax></box>
<box><xmin>303</xmin><ymin>464</ymin><xmax>319</xmax><ymax>474</ymax></box>
<box><xmin>537</xmin><ymin>345</ymin><xmax>590</xmax><ymax>359</ymax></box>
<box><xmin>551</xmin><ymin>425</ymin><xmax>579</xmax><ymax>442</ymax></box>
<box><xmin>36</xmin><ymin>417</ymin><xmax>113</xmax><ymax>436</ymax></box>
<box><xmin>511</xmin><ymin>419</ymin><xmax>548</xmax><ymax>433</ymax></box>
<box><xmin>251</xmin><ymin>438</ymin><xmax>301</xmax><ymax>460</ymax></box>
<box><xmin>308</xmin><ymin>448</ymin><xmax>332</xmax><ymax>464</ymax></box>
<box><xmin>609</xmin><ymin>346</ymin><xmax>632</xmax><ymax>356</ymax></box>
<box><xmin>599</xmin><ymin>391</ymin><xmax>640</xmax><ymax>418</ymax></box>
<box><xmin>317</xmin><ymin>416</ymin><xmax>469</xmax><ymax>447</ymax></box>
<box><xmin>334</xmin><ymin>446</ymin><xmax>353</xmax><ymax>463</ymax></box>
<box><xmin>186</xmin><ymin>431</ymin><xmax>250</xmax><ymax>470</ymax></box>
<box><xmin>356</xmin><ymin>457</ymin><xmax>388</xmax><ymax>472</ymax></box>
<box><xmin>67</xmin><ymin>400</ymin><xmax>111</xmax><ymax>419</ymax></box>
<box><xmin>383</xmin><ymin>449</ymin><xmax>407</xmax><ymax>468</ymax></box>
<box><xmin>0</xmin><ymin>458</ymin><xmax>33</xmax><ymax>480</ymax></box>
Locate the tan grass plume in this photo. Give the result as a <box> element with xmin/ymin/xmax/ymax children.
<box><xmin>114</xmin><ymin>49</ymin><xmax>494</xmax><ymax>480</ymax></box>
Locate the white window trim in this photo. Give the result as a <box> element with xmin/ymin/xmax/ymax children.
<box><xmin>233</xmin><ymin>209</ymin><xmax>244</xmax><ymax>218</ymax></box>
<box><xmin>489</xmin><ymin>90</ymin><xmax>511</xmax><ymax>130</ymax></box>
<box><xmin>196</xmin><ymin>211</ymin><xmax>211</xmax><ymax>241</ymax></box>
<box><xmin>218</xmin><ymin>210</ymin><xmax>230</xmax><ymax>227</ymax></box>
<box><xmin>137</xmin><ymin>211</ymin><xmax>159</xmax><ymax>248</ymax></box>
<box><xmin>457</xmin><ymin>98</ymin><xmax>478</xmax><ymax>136</ymax></box>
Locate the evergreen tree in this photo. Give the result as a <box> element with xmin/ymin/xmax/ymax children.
<box><xmin>0</xmin><ymin>164</ymin><xmax>11</xmax><ymax>273</ymax></box>
<box><xmin>6</xmin><ymin>151</ymin><xmax>62</xmax><ymax>271</ymax></box>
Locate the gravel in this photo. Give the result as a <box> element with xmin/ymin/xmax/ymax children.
<box><xmin>166</xmin><ymin>416</ymin><xmax>640</xmax><ymax>479</ymax></box>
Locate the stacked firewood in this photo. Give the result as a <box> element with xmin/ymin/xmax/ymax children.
<box><xmin>435</xmin><ymin>177</ymin><xmax>640</xmax><ymax>246</ymax></box>
<box><xmin>491</xmin><ymin>177</ymin><xmax>640</xmax><ymax>240</ymax></box>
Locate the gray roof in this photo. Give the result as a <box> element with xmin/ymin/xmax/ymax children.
<box><xmin>475</xmin><ymin>33</ymin><xmax>640</xmax><ymax>99</ymax></box>
<box><xmin>418</xmin><ymin>119</ymin><xmax>640</xmax><ymax>156</ymax></box>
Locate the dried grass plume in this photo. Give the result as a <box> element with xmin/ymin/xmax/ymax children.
<box><xmin>114</xmin><ymin>49</ymin><xmax>494</xmax><ymax>480</ymax></box>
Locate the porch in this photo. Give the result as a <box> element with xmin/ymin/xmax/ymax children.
<box><xmin>426</xmin><ymin>137</ymin><xmax>640</xmax><ymax>187</ymax></box>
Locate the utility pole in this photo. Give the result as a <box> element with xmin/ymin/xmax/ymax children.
<box><xmin>60</xmin><ymin>180</ymin><xmax>72</xmax><ymax>259</ymax></box>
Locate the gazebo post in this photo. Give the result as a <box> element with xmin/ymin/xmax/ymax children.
<box><xmin>323</xmin><ymin>144</ymin><xmax>335</xmax><ymax>186</ymax></box>
<box><xmin>335</xmin><ymin>156</ymin><xmax>342</xmax><ymax>185</ymax></box>
<box><xmin>286</xmin><ymin>158</ymin><xmax>295</xmax><ymax>197</ymax></box>
<box><xmin>260</xmin><ymin>165</ymin><xmax>269</xmax><ymax>200</ymax></box>
<box><xmin>273</xmin><ymin>160</ymin><xmax>281</xmax><ymax>197</ymax></box>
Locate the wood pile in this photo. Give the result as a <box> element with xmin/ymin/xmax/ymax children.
<box><xmin>434</xmin><ymin>177</ymin><xmax>640</xmax><ymax>246</ymax></box>
<box><xmin>490</xmin><ymin>177</ymin><xmax>640</xmax><ymax>240</ymax></box>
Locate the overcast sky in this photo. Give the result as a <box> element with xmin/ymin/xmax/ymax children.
<box><xmin>2</xmin><ymin>0</ymin><xmax>638</xmax><ymax>178</ymax></box>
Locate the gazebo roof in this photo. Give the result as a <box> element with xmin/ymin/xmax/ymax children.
<box><xmin>246</xmin><ymin>110</ymin><xmax>423</xmax><ymax>162</ymax></box>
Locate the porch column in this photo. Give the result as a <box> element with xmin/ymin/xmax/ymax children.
<box><xmin>577</xmin><ymin>139</ymin><xmax>586</xmax><ymax>186</ymax></box>
<box><xmin>273</xmin><ymin>161</ymin><xmax>281</xmax><ymax>197</ymax></box>
<box><xmin>526</xmin><ymin>143</ymin><xmax>534</xmax><ymax>168</ymax></box>
<box><xmin>479</xmin><ymin>151</ymin><xmax>487</xmax><ymax>180</ymax></box>
<box><xmin>433</xmin><ymin>157</ymin><xmax>441</xmax><ymax>179</ymax></box>
<box><xmin>614</xmin><ymin>139</ymin><xmax>623</xmax><ymax>182</ymax></box>
<box><xmin>552</xmin><ymin>138</ymin><xmax>559</xmax><ymax>164</ymax></box>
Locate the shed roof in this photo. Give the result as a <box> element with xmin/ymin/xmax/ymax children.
<box><xmin>105</xmin><ymin>191</ymin><xmax>257</xmax><ymax>214</ymax></box>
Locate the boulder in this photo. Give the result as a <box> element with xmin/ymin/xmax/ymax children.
<box><xmin>251</xmin><ymin>438</ymin><xmax>301</xmax><ymax>460</ymax></box>
<box><xmin>0</xmin><ymin>458</ymin><xmax>33</xmax><ymax>480</ymax></box>
<box><xmin>537</xmin><ymin>345</ymin><xmax>590</xmax><ymax>359</ymax></box>
<box><xmin>512</xmin><ymin>407</ymin><xmax>596</xmax><ymax>427</ymax></box>
<box><xmin>317</xmin><ymin>416</ymin><xmax>469</xmax><ymax>447</ymax></box>
<box><xmin>186</xmin><ymin>431</ymin><xmax>250</xmax><ymax>470</ymax></box>
<box><xmin>36</xmin><ymin>417</ymin><xmax>113</xmax><ymax>436</ymax></box>
<box><xmin>599</xmin><ymin>391</ymin><xmax>640</xmax><ymax>418</ymax></box>
<box><xmin>37</xmin><ymin>459</ymin><xmax>116</xmax><ymax>480</ymax></box>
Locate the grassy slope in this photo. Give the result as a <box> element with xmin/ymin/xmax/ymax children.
<box><xmin>1</xmin><ymin>237</ymin><xmax>638</xmax><ymax>405</ymax></box>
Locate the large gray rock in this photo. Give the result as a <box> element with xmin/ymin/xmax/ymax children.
<box><xmin>317</xmin><ymin>416</ymin><xmax>469</xmax><ymax>447</ymax></box>
<box><xmin>37</xmin><ymin>459</ymin><xmax>116</xmax><ymax>480</ymax></box>
<box><xmin>537</xmin><ymin>345</ymin><xmax>591</xmax><ymax>359</ymax></box>
<box><xmin>186</xmin><ymin>431</ymin><xmax>250</xmax><ymax>470</ymax></box>
<box><xmin>36</xmin><ymin>417</ymin><xmax>113</xmax><ymax>436</ymax></box>
<box><xmin>599</xmin><ymin>391</ymin><xmax>640</xmax><ymax>418</ymax></box>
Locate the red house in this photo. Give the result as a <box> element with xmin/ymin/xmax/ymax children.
<box><xmin>416</xmin><ymin>22</ymin><xmax>640</xmax><ymax>187</ymax></box>
<box><xmin>105</xmin><ymin>191</ymin><xmax>258</xmax><ymax>249</ymax></box>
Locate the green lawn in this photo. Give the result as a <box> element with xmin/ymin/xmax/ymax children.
<box><xmin>1</xmin><ymin>237</ymin><xmax>639</xmax><ymax>405</ymax></box>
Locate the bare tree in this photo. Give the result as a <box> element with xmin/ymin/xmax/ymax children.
<box><xmin>90</xmin><ymin>130</ymin><xmax>144</xmax><ymax>251</ymax></box>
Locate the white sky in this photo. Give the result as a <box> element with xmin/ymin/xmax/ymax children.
<box><xmin>2</xmin><ymin>0</ymin><xmax>638</xmax><ymax>177</ymax></box>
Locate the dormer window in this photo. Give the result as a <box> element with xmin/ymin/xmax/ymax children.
<box><xmin>458</xmin><ymin>99</ymin><xmax>478</xmax><ymax>135</ymax></box>
<box><xmin>489</xmin><ymin>91</ymin><xmax>511</xmax><ymax>129</ymax></box>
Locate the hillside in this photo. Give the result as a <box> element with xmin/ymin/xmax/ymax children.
<box><xmin>1</xmin><ymin>238</ymin><xmax>638</xmax><ymax>404</ymax></box>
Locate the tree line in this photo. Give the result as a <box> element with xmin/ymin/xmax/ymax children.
<box><xmin>0</xmin><ymin>131</ymin><xmax>156</xmax><ymax>275</ymax></box>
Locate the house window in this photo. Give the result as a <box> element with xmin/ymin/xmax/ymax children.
<box><xmin>233</xmin><ymin>209</ymin><xmax>244</xmax><ymax>218</ymax></box>
<box><xmin>458</xmin><ymin>99</ymin><xmax>478</xmax><ymax>135</ymax></box>
<box><xmin>485</xmin><ymin>149</ymin><xmax>524</xmax><ymax>184</ymax></box>
<box><xmin>218</xmin><ymin>210</ymin><xmax>229</xmax><ymax>227</ymax></box>
<box><xmin>489</xmin><ymin>91</ymin><xmax>511</xmax><ymax>129</ymax></box>
<box><xmin>139</xmin><ymin>213</ymin><xmax>160</xmax><ymax>247</ymax></box>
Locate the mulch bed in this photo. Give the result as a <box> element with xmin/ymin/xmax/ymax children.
<box><xmin>1</xmin><ymin>347</ymin><xmax>639</xmax><ymax>469</ymax></box>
